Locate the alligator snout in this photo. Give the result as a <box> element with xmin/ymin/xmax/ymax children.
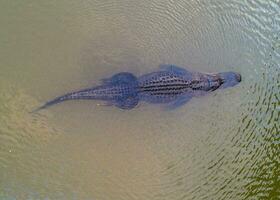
<box><xmin>235</xmin><ymin>73</ymin><xmax>241</xmax><ymax>82</ymax></box>
<box><xmin>219</xmin><ymin>72</ymin><xmax>242</xmax><ymax>88</ymax></box>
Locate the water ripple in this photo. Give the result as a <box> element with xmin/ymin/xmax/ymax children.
<box><xmin>0</xmin><ymin>80</ymin><xmax>60</xmax><ymax>193</ymax></box>
<box><xmin>1</xmin><ymin>0</ymin><xmax>279</xmax><ymax>199</ymax></box>
<box><xmin>143</xmin><ymin>0</ymin><xmax>280</xmax><ymax>199</ymax></box>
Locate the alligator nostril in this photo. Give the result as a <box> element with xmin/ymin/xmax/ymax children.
<box><xmin>236</xmin><ymin>73</ymin><xmax>241</xmax><ymax>82</ymax></box>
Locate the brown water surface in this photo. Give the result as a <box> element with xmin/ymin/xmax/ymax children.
<box><xmin>0</xmin><ymin>0</ymin><xmax>279</xmax><ymax>199</ymax></box>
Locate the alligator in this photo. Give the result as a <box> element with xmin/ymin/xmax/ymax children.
<box><xmin>33</xmin><ymin>64</ymin><xmax>241</xmax><ymax>111</ymax></box>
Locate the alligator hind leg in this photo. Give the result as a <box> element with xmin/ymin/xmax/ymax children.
<box><xmin>101</xmin><ymin>72</ymin><xmax>137</xmax><ymax>85</ymax></box>
<box><xmin>114</xmin><ymin>96</ymin><xmax>139</xmax><ymax>110</ymax></box>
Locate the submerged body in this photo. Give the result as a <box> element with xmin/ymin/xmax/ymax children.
<box><xmin>34</xmin><ymin>65</ymin><xmax>241</xmax><ymax>111</ymax></box>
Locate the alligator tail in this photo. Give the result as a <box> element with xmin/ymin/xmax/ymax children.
<box><xmin>31</xmin><ymin>92</ymin><xmax>77</xmax><ymax>113</ymax></box>
<box><xmin>31</xmin><ymin>87</ymin><xmax>101</xmax><ymax>113</ymax></box>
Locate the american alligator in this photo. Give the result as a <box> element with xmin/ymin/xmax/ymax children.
<box><xmin>33</xmin><ymin>65</ymin><xmax>241</xmax><ymax>111</ymax></box>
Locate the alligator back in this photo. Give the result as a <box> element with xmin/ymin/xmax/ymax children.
<box><xmin>137</xmin><ymin>65</ymin><xmax>196</xmax><ymax>104</ymax></box>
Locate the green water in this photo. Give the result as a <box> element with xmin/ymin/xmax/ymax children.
<box><xmin>0</xmin><ymin>0</ymin><xmax>279</xmax><ymax>199</ymax></box>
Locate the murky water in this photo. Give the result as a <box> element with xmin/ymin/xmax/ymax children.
<box><xmin>0</xmin><ymin>0</ymin><xmax>279</xmax><ymax>199</ymax></box>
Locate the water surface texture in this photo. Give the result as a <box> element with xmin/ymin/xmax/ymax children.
<box><xmin>0</xmin><ymin>0</ymin><xmax>279</xmax><ymax>199</ymax></box>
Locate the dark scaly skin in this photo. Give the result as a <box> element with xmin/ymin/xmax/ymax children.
<box><xmin>33</xmin><ymin>66</ymin><xmax>241</xmax><ymax>111</ymax></box>
<box><xmin>33</xmin><ymin>83</ymin><xmax>138</xmax><ymax>111</ymax></box>
<box><xmin>137</xmin><ymin>71</ymin><xmax>223</xmax><ymax>104</ymax></box>
<box><xmin>63</xmin><ymin>84</ymin><xmax>137</xmax><ymax>101</ymax></box>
